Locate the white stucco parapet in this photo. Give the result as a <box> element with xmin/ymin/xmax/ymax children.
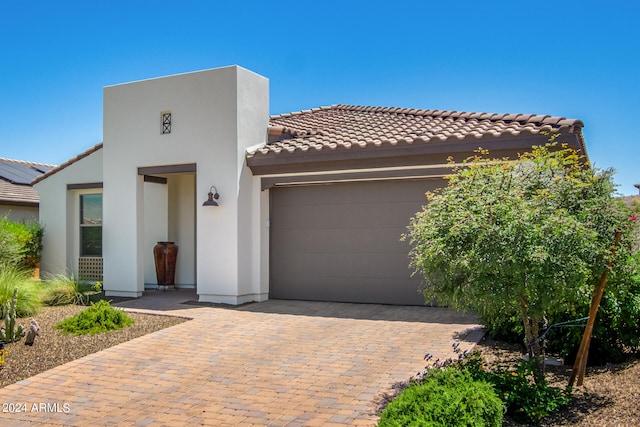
<box><xmin>38</xmin><ymin>66</ymin><xmax>270</xmax><ymax>304</ymax></box>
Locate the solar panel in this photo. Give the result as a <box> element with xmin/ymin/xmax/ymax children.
<box><xmin>31</xmin><ymin>165</ymin><xmax>51</xmax><ymax>174</ymax></box>
<box><xmin>0</xmin><ymin>162</ymin><xmax>42</xmax><ymax>185</ymax></box>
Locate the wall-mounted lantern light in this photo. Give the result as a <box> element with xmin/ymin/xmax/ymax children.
<box><xmin>202</xmin><ymin>186</ymin><xmax>220</xmax><ymax>207</ymax></box>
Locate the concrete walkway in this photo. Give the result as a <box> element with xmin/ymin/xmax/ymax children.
<box><xmin>0</xmin><ymin>289</ymin><xmax>483</xmax><ymax>426</ymax></box>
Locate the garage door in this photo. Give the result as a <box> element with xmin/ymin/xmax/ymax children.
<box><xmin>270</xmin><ymin>178</ymin><xmax>443</xmax><ymax>305</ymax></box>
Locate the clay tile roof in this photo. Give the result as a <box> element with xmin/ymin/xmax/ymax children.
<box><xmin>31</xmin><ymin>142</ymin><xmax>103</xmax><ymax>186</ymax></box>
<box><xmin>248</xmin><ymin>104</ymin><xmax>584</xmax><ymax>158</ymax></box>
<box><xmin>0</xmin><ymin>158</ymin><xmax>57</xmax><ymax>206</ymax></box>
<box><xmin>540</xmin><ymin>116</ymin><xmax>561</xmax><ymax>125</ymax></box>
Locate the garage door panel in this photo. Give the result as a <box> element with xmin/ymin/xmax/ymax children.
<box><xmin>274</xmin><ymin>181</ymin><xmax>436</xmax><ymax>205</ymax></box>
<box><xmin>271</xmin><ymin>251</ymin><xmax>415</xmax><ymax>280</ymax></box>
<box><xmin>270</xmin><ymin>179</ymin><xmax>442</xmax><ymax>305</ymax></box>
<box><xmin>271</xmin><ymin>275</ymin><xmax>424</xmax><ymax>305</ymax></box>
<box><xmin>272</xmin><ymin>202</ymin><xmax>424</xmax><ymax>230</ymax></box>
<box><xmin>271</xmin><ymin>227</ymin><xmax>412</xmax><ymax>254</ymax></box>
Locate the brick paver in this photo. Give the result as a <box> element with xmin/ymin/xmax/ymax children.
<box><xmin>0</xmin><ymin>291</ymin><xmax>482</xmax><ymax>426</ymax></box>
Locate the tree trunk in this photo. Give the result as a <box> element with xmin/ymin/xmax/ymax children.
<box><xmin>520</xmin><ymin>298</ymin><xmax>545</xmax><ymax>384</ymax></box>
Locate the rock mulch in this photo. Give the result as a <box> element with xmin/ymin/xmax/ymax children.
<box><xmin>475</xmin><ymin>336</ymin><xmax>640</xmax><ymax>426</ymax></box>
<box><xmin>0</xmin><ymin>305</ymin><xmax>188</xmax><ymax>389</ymax></box>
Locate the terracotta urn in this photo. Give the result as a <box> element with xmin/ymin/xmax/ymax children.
<box><xmin>153</xmin><ymin>242</ymin><xmax>179</xmax><ymax>288</ymax></box>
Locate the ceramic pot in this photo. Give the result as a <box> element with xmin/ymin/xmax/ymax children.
<box><xmin>153</xmin><ymin>241</ymin><xmax>178</xmax><ymax>287</ymax></box>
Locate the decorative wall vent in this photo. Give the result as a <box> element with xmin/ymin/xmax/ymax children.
<box><xmin>161</xmin><ymin>111</ymin><xmax>172</xmax><ymax>134</ymax></box>
<box><xmin>78</xmin><ymin>257</ymin><xmax>103</xmax><ymax>282</ymax></box>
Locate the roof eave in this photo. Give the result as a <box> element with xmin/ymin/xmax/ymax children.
<box><xmin>247</xmin><ymin>132</ymin><xmax>584</xmax><ymax>176</ymax></box>
<box><xmin>0</xmin><ymin>199</ymin><xmax>39</xmax><ymax>208</ymax></box>
<box><xmin>32</xmin><ymin>142</ymin><xmax>103</xmax><ymax>186</ymax></box>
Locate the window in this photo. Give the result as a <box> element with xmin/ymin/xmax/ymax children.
<box><xmin>80</xmin><ymin>194</ymin><xmax>102</xmax><ymax>257</ymax></box>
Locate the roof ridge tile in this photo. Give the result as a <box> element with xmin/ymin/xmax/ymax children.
<box><xmin>514</xmin><ymin>113</ymin><xmax>535</xmax><ymax>122</ymax></box>
<box><xmin>0</xmin><ymin>158</ymin><xmax>57</xmax><ymax>168</ymax></box>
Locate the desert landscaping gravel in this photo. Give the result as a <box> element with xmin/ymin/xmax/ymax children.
<box><xmin>475</xmin><ymin>337</ymin><xmax>640</xmax><ymax>426</ymax></box>
<box><xmin>0</xmin><ymin>305</ymin><xmax>187</xmax><ymax>389</ymax></box>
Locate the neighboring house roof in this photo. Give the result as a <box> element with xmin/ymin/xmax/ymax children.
<box><xmin>31</xmin><ymin>143</ymin><xmax>103</xmax><ymax>186</ymax></box>
<box><xmin>0</xmin><ymin>158</ymin><xmax>57</xmax><ymax>207</ymax></box>
<box><xmin>246</xmin><ymin>104</ymin><xmax>586</xmax><ymax>175</ymax></box>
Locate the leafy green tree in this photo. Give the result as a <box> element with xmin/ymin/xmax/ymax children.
<box><xmin>0</xmin><ymin>216</ymin><xmax>44</xmax><ymax>269</ymax></box>
<box><xmin>0</xmin><ymin>216</ymin><xmax>23</xmax><ymax>268</ymax></box>
<box><xmin>405</xmin><ymin>142</ymin><xmax>638</xmax><ymax>379</ymax></box>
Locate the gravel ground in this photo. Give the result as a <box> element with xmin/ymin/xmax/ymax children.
<box><xmin>475</xmin><ymin>336</ymin><xmax>640</xmax><ymax>426</ymax></box>
<box><xmin>0</xmin><ymin>305</ymin><xmax>188</xmax><ymax>389</ymax></box>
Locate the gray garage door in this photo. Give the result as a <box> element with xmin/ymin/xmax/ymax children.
<box><xmin>270</xmin><ymin>178</ymin><xmax>442</xmax><ymax>305</ymax></box>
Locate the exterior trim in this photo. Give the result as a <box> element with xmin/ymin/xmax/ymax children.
<box><xmin>0</xmin><ymin>200</ymin><xmax>39</xmax><ymax>208</ymax></box>
<box><xmin>143</xmin><ymin>175</ymin><xmax>168</xmax><ymax>184</ymax></box>
<box><xmin>247</xmin><ymin>134</ymin><xmax>564</xmax><ymax>175</ymax></box>
<box><xmin>248</xmin><ymin>133</ymin><xmax>578</xmax><ymax>176</ymax></box>
<box><xmin>261</xmin><ymin>167</ymin><xmax>454</xmax><ymax>190</ymax></box>
<box><xmin>137</xmin><ymin>163</ymin><xmax>197</xmax><ymax>175</ymax></box>
<box><xmin>67</xmin><ymin>182</ymin><xmax>104</xmax><ymax>190</ymax></box>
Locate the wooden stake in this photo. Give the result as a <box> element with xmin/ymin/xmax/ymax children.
<box><xmin>568</xmin><ymin>230</ymin><xmax>622</xmax><ymax>387</ymax></box>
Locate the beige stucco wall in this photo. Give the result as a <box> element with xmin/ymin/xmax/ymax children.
<box><xmin>34</xmin><ymin>149</ymin><xmax>103</xmax><ymax>278</ymax></box>
<box><xmin>143</xmin><ymin>181</ymin><xmax>168</xmax><ymax>286</ymax></box>
<box><xmin>102</xmin><ymin>65</ymin><xmax>269</xmax><ymax>301</ymax></box>
<box><xmin>0</xmin><ymin>205</ymin><xmax>39</xmax><ymax>223</ymax></box>
<box><xmin>168</xmin><ymin>174</ymin><xmax>196</xmax><ymax>287</ymax></box>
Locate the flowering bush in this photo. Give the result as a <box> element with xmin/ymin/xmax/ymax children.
<box><xmin>489</xmin><ymin>252</ymin><xmax>640</xmax><ymax>365</ymax></box>
<box><xmin>93</xmin><ymin>281</ymin><xmax>103</xmax><ymax>293</ymax></box>
<box><xmin>545</xmin><ymin>251</ymin><xmax>640</xmax><ymax>364</ymax></box>
<box><xmin>0</xmin><ymin>346</ymin><xmax>8</xmax><ymax>369</ymax></box>
<box><xmin>405</xmin><ymin>141</ymin><xmax>639</xmax><ymax>380</ymax></box>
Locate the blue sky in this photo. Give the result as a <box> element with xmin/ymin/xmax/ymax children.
<box><xmin>1</xmin><ymin>1</ymin><xmax>638</xmax><ymax>194</ymax></box>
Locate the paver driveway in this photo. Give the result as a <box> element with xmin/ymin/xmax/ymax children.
<box><xmin>0</xmin><ymin>292</ymin><xmax>482</xmax><ymax>426</ymax></box>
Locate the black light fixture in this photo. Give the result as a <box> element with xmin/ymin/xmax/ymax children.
<box><xmin>202</xmin><ymin>185</ymin><xmax>220</xmax><ymax>207</ymax></box>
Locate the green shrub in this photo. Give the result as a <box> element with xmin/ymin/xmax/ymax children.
<box><xmin>471</xmin><ymin>357</ymin><xmax>571</xmax><ymax>424</ymax></box>
<box><xmin>451</xmin><ymin>350</ymin><xmax>571</xmax><ymax>424</ymax></box>
<box><xmin>0</xmin><ymin>265</ymin><xmax>41</xmax><ymax>317</ymax></box>
<box><xmin>387</xmin><ymin>345</ymin><xmax>571</xmax><ymax>425</ymax></box>
<box><xmin>484</xmin><ymin>253</ymin><xmax>640</xmax><ymax>365</ymax></box>
<box><xmin>544</xmin><ymin>252</ymin><xmax>640</xmax><ymax>364</ymax></box>
<box><xmin>20</xmin><ymin>221</ymin><xmax>44</xmax><ymax>269</ymax></box>
<box><xmin>55</xmin><ymin>300</ymin><xmax>133</xmax><ymax>336</ymax></box>
<box><xmin>42</xmin><ymin>274</ymin><xmax>95</xmax><ymax>306</ymax></box>
<box><xmin>0</xmin><ymin>224</ymin><xmax>22</xmax><ymax>268</ymax></box>
<box><xmin>0</xmin><ymin>216</ymin><xmax>44</xmax><ymax>270</ymax></box>
<box><xmin>482</xmin><ymin>314</ymin><xmax>524</xmax><ymax>344</ymax></box>
<box><xmin>378</xmin><ymin>368</ymin><xmax>504</xmax><ymax>427</ymax></box>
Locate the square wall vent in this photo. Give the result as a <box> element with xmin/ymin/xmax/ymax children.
<box><xmin>161</xmin><ymin>111</ymin><xmax>172</xmax><ymax>134</ymax></box>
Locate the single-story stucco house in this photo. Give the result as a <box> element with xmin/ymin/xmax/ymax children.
<box><xmin>32</xmin><ymin>65</ymin><xmax>586</xmax><ymax>305</ymax></box>
<box><xmin>0</xmin><ymin>158</ymin><xmax>55</xmax><ymax>222</ymax></box>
